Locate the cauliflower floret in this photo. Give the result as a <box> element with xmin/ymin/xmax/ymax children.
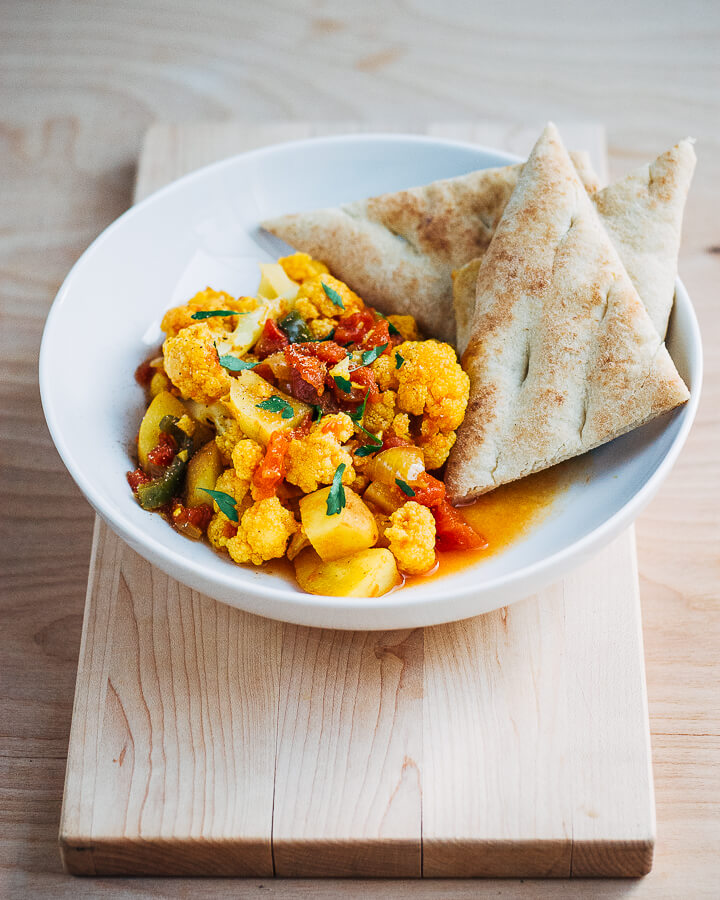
<box><xmin>161</xmin><ymin>288</ymin><xmax>258</xmax><ymax>338</ymax></box>
<box><xmin>385</xmin><ymin>502</ymin><xmax>436</xmax><ymax>575</ymax></box>
<box><xmin>207</xmin><ymin>510</ymin><xmax>237</xmax><ymax>551</ymax></box>
<box><xmin>231</xmin><ymin>439</ymin><xmax>263</xmax><ymax>482</ymax></box>
<box><xmin>163</xmin><ymin>323</ymin><xmax>231</xmax><ymax>405</ymax></box>
<box><xmin>363</xmin><ymin>391</ymin><xmax>396</xmax><ymax>436</ymax></box>
<box><xmin>176</xmin><ymin>414</ymin><xmax>196</xmax><ymax>437</ymax></box>
<box><xmin>308</xmin><ymin>317</ymin><xmax>336</xmax><ymax>340</ymax></box>
<box><xmin>387</xmin><ymin>315</ymin><xmax>420</xmax><ymax>342</ymax></box>
<box><xmin>418</xmin><ymin>425</ymin><xmax>457</xmax><ymax>471</ymax></box>
<box><xmin>285</xmin><ymin>414</ymin><xmax>355</xmax><ymax>494</ymax></box>
<box><xmin>372</xmin><ymin>340</ymin><xmax>469</xmax><ymax>469</ymax></box>
<box><xmin>294</xmin><ymin>274</ymin><xmax>364</xmax><ymax>321</ymax></box>
<box><xmin>226</xmin><ymin>497</ymin><xmax>298</xmax><ymax>566</ymax></box>
<box><xmin>390</xmin><ymin>412</ymin><xmax>412</xmax><ymax>443</ymax></box>
<box><xmin>278</xmin><ymin>253</ymin><xmax>329</xmax><ymax>283</ymax></box>
<box><xmin>214</xmin><ymin>418</ymin><xmax>246</xmax><ymax>464</ymax></box>
<box><xmin>213</xmin><ymin>468</ymin><xmax>250</xmax><ymax>509</ymax></box>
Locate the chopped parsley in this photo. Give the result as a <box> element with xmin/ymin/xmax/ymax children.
<box><xmin>361</xmin><ymin>343</ymin><xmax>388</xmax><ymax>366</ymax></box>
<box><xmin>348</xmin><ymin>389</ymin><xmax>370</xmax><ymax>423</ymax></box>
<box><xmin>218</xmin><ymin>354</ymin><xmax>258</xmax><ymax>372</ymax></box>
<box><xmin>256</xmin><ymin>395</ymin><xmax>295</xmax><ymax>419</ymax></box>
<box><xmin>395</xmin><ymin>478</ymin><xmax>416</xmax><ymax>497</ymax></box>
<box><xmin>333</xmin><ymin>374</ymin><xmax>353</xmax><ymax>394</ymax></box>
<box><xmin>356</xmin><ymin>423</ymin><xmax>382</xmax><ymax>445</ymax></box>
<box><xmin>326</xmin><ymin>463</ymin><xmax>347</xmax><ymax>516</ymax></box>
<box><xmin>395</xmin><ymin>352</ymin><xmax>405</xmax><ymax>369</ymax></box>
<box><xmin>321</xmin><ymin>280</ymin><xmax>345</xmax><ymax>309</ymax></box>
<box><xmin>354</xmin><ymin>443</ymin><xmax>379</xmax><ymax>458</ymax></box>
<box><xmin>312</xmin><ymin>404</ymin><xmax>324</xmax><ymax>424</ymax></box>
<box><xmin>387</xmin><ymin>320</ymin><xmax>401</xmax><ymax>336</ymax></box>
<box><xmin>200</xmin><ymin>488</ymin><xmax>239</xmax><ymax>522</ymax></box>
<box><xmin>191</xmin><ymin>309</ymin><xmax>244</xmax><ymax>320</ymax></box>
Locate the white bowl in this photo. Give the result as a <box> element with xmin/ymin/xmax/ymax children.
<box><xmin>40</xmin><ymin>134</ymin><xmax>702</xmax><ymax>630</ymax></box>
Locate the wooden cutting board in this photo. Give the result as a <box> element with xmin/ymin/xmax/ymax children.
<box><xmin>58</xmin><ymin>122</ymin><xmax>654</xmax><ymax>879</ymax></box>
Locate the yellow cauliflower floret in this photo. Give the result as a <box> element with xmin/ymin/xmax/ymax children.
<box><xmin>390</xmin><ymin>413</ymin><xmax>411</xmax><ymax>443</ymax></box>
<box><xmin>419</xmin><ymin>426</ymin><xmax>457</xmax><ymax>471</ymax></box>
<box><xmin>163</xmin><ymin>323</ymin><xmax>231</xmax><ymax>405</ymax></box>
<box><xmin>285</xmin><ymin>414</ymin><xmax>355</xmax><ymax>494</ymax></box>
<box><xmin>213</xmin><ymin>468</ymin><xmax>250</xmax><ymax>509</ymax></box>
<box><xmin>207</xmin><ymin>510</ymin><xmax>237</xmax><ymax>551</ymax></box>
<box><xmin>278</xmin><ymin>252</ymin><xmax>329</xmax><ymax>283</ymax></box>
<box><xmin>214</xmin><ymin>419</ymin><xmax>246</xmax><ymax>464</ymax></box>
<box><xmin>294</xmin><ymin>274</ymin><xmax>364</xmax><ymax>321</ymax></box>
<box><xmin>161</xmin><ymin>288</ymin><xmax>258</xmax><ymax>338</ymax></box>
<box><xmin>363</xmin><ymin>391</ymin><xmax>396</xmax><ymax>436</ymax></box>
<box><xmin>308</xmin><ymin>317</ymin><xmax>336</xmax><ymax>340</ymax></box>
<box><xmin>387</xmin><ymin>315</ymin><xmax>420</xmax><ymax>342</ymax></box>
<box><xmin>226</xmin><ymin>497</ymin><xmax>298</xmax><ymax>566</ymax></box>
<box><xmin>372</xmin><ymin>352</ymin><xmax>397</xmax><ymax>392</ymax></box>
<box><xmin>372</xmin><ymin>340</ymin><xmax>469</xmax><ymax>469</ymax></box>
<box><xmin>231</xmin><ymin>439</ymin><xmax>263</xmax><ymax>482</ymax></box>
<box><xmin>385</xmin><ymin>502</ymin><xmax>437</xmax><ymax>575</ymax></box>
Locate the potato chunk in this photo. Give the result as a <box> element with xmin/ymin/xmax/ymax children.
<box><xmin>294</xmin><ymin>548</ymin><xmax>400</xmax><ymax>597</ymax></box>
<box><xmin>299</xmin><ymin>487</ymin><xmax>378</xmax><ymax>562</ymax></box>
<box><xmin>137</xmin><ymin>390</ymin><xmax>187</xmax><ymax>471</ymax></box>
<box><xmin>225</xmin><ymin>370</ymin><xmax>310</xmax><ymax>446</ymax></box>
<box><xmin>363</xmin><ymin>480</ymin><xmax>407</xmax><ymax>514</ymax></box>
<box><xmin>185</xmin><ymin>440</ymin><xmax>223</xmax><ymax>508</ymax></box>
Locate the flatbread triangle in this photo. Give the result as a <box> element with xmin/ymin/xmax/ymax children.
<box><xmin>453</xmin><ymin>139</ymin><xmax>696</xmax><ymax>351</ymax></box>
<box><xmin>261</xmin><ymin>153</ymin><xmax>599</xmax><ymax>345</ymax></box>
<box><xmin>444</xmin><ymin>123</ymin><xmax>690</xmax><ymax>504</ymax></box>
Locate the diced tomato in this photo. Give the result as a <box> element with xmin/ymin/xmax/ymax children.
<box><xmin>333</xmin><ymin>310</ymin><xmax>375</xmax><ymax>345</ymax></box>
<box><xmin>134</xmin><ymin>358</ymin><xmax>156</xmax><ymax>386</ymax></box>
<box><xmin>360</xmin><ymin>318</ymin><xmax>393</xmax><ymax>352</ymax></box>
<box><xmin>171</xmin><ymin>502</ymin><xmax>213</xmax><ymax>537</ymax></box>
<box><xmin>346</xmin><ymin>366</ymin><xmax>380</xmax><ymax>403</ymax></box>
<box><xmin>252</xmin><ymin>418</ymin><xmax>312</xmax><ymax>501</ymax></box>
<box><xmin>412</xmin><ymin>471</ymin><xmax>447</xmax><ymax>508</ymax></box>
<box><xmin>254</xmin><ymin>319</ymin><xmax>289</xmax><ymax>359</ymax></box>
<box><xmin>146</xmin><ymin>432</ymin><xmax>176</xmax><ymax>468</ymax></box>
<box><xmin>381</xmin><ymin>432</ymin><xmax>413</xmax><ymax>451</ymax></box>
<box><xmin>285</xmin><ymin>345</ymin><xmax>327</xmax><ymax>396</ymax></box>
<box><xmin>127</xmin><ymin>467</ymin><xmax>152</xmax><ymax>492</ymax></box>
<box><xmin>311</xmin><ymin>341</ymin><xmax>348</xmax><ymax>366</ymax></box>
<box><xmin>433</xmin><ymin>499</ymin><xmax>488</xmax><ymax>552</ymax></box>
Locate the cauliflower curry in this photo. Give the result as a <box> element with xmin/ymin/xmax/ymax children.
<box><xmin>128</xmin><ymin>254</ymin><xmax>487</xmax><ymax>597</ymax></box>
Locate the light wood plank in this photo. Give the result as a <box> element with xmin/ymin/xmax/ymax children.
<box><xmin>273</xmin><ymin>627</ymin><xmax>422</xmax><ymax>876</ymax></box>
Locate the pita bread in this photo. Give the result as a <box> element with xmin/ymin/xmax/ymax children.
<box><xmin>444</xmin><ymin>123</ymin><xmax>689</xmax><ymax>504</ymax></box>
<box><xmin>262</xmin><ymin>153</ymin><xmax>599</xmax><ymax>345</ymax></box>
<box><xmin>453</xmin><ymin>140</ymin><xmax>696</xmax><ymax>352</ymax></box>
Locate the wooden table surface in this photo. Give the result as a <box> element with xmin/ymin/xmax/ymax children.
<box><xmin>1</xmin><ymin>2</ymin><xmax>718</xmax><ymax>897</ymax></box>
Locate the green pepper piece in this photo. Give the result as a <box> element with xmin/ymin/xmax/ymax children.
<box><xmin>278</xmin><ymin>310</ymin><xmax>313</xmax><ymax>343</ymax></box>
<box><xmin>136</xmin><ymin>415</ymin><xmax>194</xmax><ymax>510</ymax></box>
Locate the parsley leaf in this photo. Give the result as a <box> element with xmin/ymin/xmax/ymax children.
<box><xmin>361</xmin><ymin>343</ymin><xmax>388</xmax><ymax>366</ymax></box>
<box><xmin>395</xmin><ymin>352</ymin><xmax>405</xmax><ymax>369</ymax></box>
<box><xmin>348</xmin><ymin>389</ymin><xmax>370</xmax><ymax>423</ymax></box>
<box><xmin>395</xmin><ymin>478</ymin><xmax>416</xmax><ymax>497</ymax></box>
<box><xmin>256</xmin><ymin>396</ymin><xmax>295</xmax><ymax>419</ymax></box>
<box><xmin>191</xmin><ymin>309</ymin><xmax>244</xmax><ymax>320</ymax></box>
<box><xmin>200</xmin><ymin>488</ymin><xmax>239</xmax><ymax>522</ymax></box>
<box><xmin>387</xmin><ymin>321</ymin><xmax>401</xmax><ymax>336</ymax></box>
<box><xmin>326</xmin><ymin>463</ymin><xmax>347</xmax><ymax>516</ymax></box>
<box><xmin>321</xmin><ymin>280</ymin><xmax>345</xmax><ymax>309</ymax></box>
<box><xmin>219</xmin><ymin>354</ymin><xmax>258</xmax><ymax>372</ymax></box>
<box><xmin>312</xmin><ymin>404</ymin><xmax>324</xmax><ymax>424</ymax></box>
<box><xmin>354</xmin><ymin>444</ymin><xmax>379</xmax><ymax>458</ymax></box>
<box><xmin>333</xmin><ymin>375</ymin><xmax>352</xmax><ymax>394</ymax></box>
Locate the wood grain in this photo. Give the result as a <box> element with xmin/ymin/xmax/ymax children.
<box><xmin>1</xmin><ymin>1</ymin><xmax>719</xmax><ymax>896</ymax></box>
